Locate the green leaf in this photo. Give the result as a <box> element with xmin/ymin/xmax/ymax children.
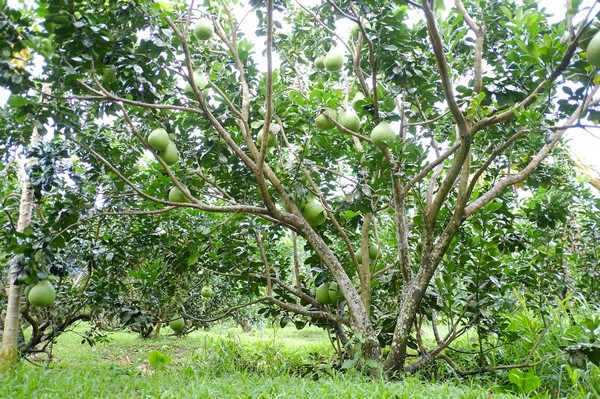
<box><xmin>341</xmin><ymin>358</ymin><xmax>358</xmax><ymax>369</ymax></box>
<box><xmin>364</xmin><ymin>359</ymin><xmax>379</xmax><ymax>369</ymax></box>
<box><xmin>513</xmin><ymin>38</ymin><xmax>529</xmax><ymax>55</ymax></box>
<box><xmin>508</xmin><ymin>369</ymin><xmax>524</xmax><ymax>386</ymax></box>
<box><xmin>250</xmin><ymin>120</ymin><xmax>263</xmax><ymax>129</ymax></box>
<box><xmin>8</xmin><ymin>95</ymin><xmax>31</xmax><ymax>107</ymax></box>
<box><xmin>147</xmin><ymin>350</ymin><xmax>171</xmax><ymax>369</ymax></box>
<box><xmin>187</xmin><ymin>252</ymin><xmax>200</xmax><ymax>266</ymax></box>
<box><xmin>485</xmin><ymin>202</ymin><xmax>503</xmax><ymax>212</ymax></box>
<box><xmin>521</xmin><ymin>372</ymin><xmax>541</xmax><ymax>394</ymax></box>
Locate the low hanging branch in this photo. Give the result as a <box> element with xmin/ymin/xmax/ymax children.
<box><xmin>179</xmin><ymin>297</ymin><xmax>270</xmax><ymax>324</ymax></box>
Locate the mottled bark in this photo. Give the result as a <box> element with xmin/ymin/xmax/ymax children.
<box><xmin>0</xmin><ymin>179</ymin><xmax>34</xmax><ymax>369</ymax></box>
<box><xmin>302</xmin><ymin>225</ymin><xmax>382</xmax><ymax>371</ymax></box>
<box><xmin>0</xmin><ymin>84</ymin><xmax>48</xmax><ymax>370</ymax></box>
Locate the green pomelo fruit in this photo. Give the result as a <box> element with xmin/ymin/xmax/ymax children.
<box><xmin>168</xmin><ymin>186</ymin><xmax>188</xmax><ymax>203</ymax></box>
<box><xmin>324</xmin><ymin>48</ymin><xmax>343</xmax><ymax>71</ymax></box>
<box><xmin>169</xmin><ymin>314</ymin><xmax>185</xmax><ymax>332</ymax></box>
<box><xmin>579</xmin><ymin>23</ymin><xmax>600</xmax><ymax>51</ymax></box>
<box><xmin>351</xmin><ymin>92</ymin><xmax>366</xmax><ymax>111</ymax></box>
<box><xmin>148</xmin><ymin>128</ymin><xmax>170</xmax><ymax>151</ymax></box>
<box><xmin>316</xmin><ymin>282</ymin><xmax>332</xmax><ymax>304</ymax></box>
<box><xmin>194</xmin><ymin>19</ymin><xmax>213</xmax><ymax>40</ymax></box>
<box><xmin>337</xmin><ymin>110</ymin><xmax>361</xmax><ymax>132</ymax></box>
<box><xmin>184</xmin><ymin>71</ymin><xmax>209</xmax><ymax>94</ymax></box>
<box><xmin>257</xmin><ymin>132</ymin><xmax>277</xmax><ymax>148</ymax></box>
<box><xmin>315</xmin><ymin>55</ymin><xmax>325</xmax><ymax>70</ymax></box>
<box><xmin>586</xmin><ymin>30</ymin><xmax>600</xmax><ymax>66</ymax></box>
<box><xmin>302</xmin><ymin>198</ymin><xmax>326</xmax><ymax>227</ymax></box>
<box><xmin>201</xmin><ymin>286</ymin><xmax>213</xmax><ymax>297</ymax></box>
<box><xmin>355</xmin><ymin>248</ymin><xmax>364</xmax><ymax>264</ymax></box>
<box><xmin>315</xmin><ymin>108</ymin><xmax>337</xmax><ymax>130</ymax></box>
<box><xmin>160</xmin><ymin>142</ymin><xmax>179</xmax><ymax>165</ymax></box>
<box><xmin>28</xmin><ymin>280</ymin><xmax>56</xmax><ymax>307</ymax></box>
<box><xmin>371</xmin><ymin>121</ymin><xmax>395</xmax><ymax>146</ymax></box>
<box><xmin>350</xmin><ymin>22</ymin><xmax>370</xmax><ymax>40</ymax></box>
<box><xmin>368</xmin><ymin>242</ymin><xmax>380</xmax><ymax>259</ymax></box>
<box><xmin>23</xmin><ymin>284</ymin><xmax>34</xmax><ymax>300</ymax></box>
<box><xmin>350</xmin><ymin>22</ymin><xmax>360</xmax><ymax>40</ymax></box>
<box><xmin>328</xmin><ymin>281</ymin><xmax>342</xmax><ymax>303</ymax></box>
<box><xmin>102</xmin><ymin>66</ymin><xmax>117</xmax><ymax>84</ymax></box>
<box><xmin>356</xmin><ymin>242</ymin><xmax>380</xmax><ymax>263</ymax></box>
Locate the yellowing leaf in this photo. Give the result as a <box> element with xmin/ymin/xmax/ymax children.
<box><xmin>11</xmin><ymin>47</ymin><xmax>31</xmax><ymax>72</ymax></box>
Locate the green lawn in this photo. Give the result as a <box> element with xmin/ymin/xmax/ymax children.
<box><xmin>0</xmin><ymin>322</ymin><xmax>518</xmax><ymax>399</ymax></box>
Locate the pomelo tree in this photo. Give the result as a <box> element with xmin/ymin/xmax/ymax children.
<box><xmin>2</xmin><ymin>0</ymin><xmax>600</xmax><ymax>376</ymax></box>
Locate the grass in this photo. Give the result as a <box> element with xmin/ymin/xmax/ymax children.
<box><xmin>0</xmin><ymin>322</ymin><xmax>521</xmax><ymax>399</ymax></box>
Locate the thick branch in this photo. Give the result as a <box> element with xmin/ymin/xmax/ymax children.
<box><xmin>425</xmin><ymin>139</ymin><xmax>471</xmax><ymax>232</ymax></box>
<box><xmin>379</xmin><ymin>147</ymin><xmax>412</xmax><ymax>282</ymax></box>
<box><xmin>292</xmin><ymin>232</ymin><xmax>302</xmax><ymax>290</ymax></box>
<box><xmin>421</xmin><ymin>0</ymin><xmax>468</xmax><ymax>135</ymax></box>
<box><xmin>253</xmin><ymin>0</ymin><xmax>280</xmax><ymax>218</ymax></box>
<box><xmin>358</xmin><ymin>214</ymin><xmax>373</xmax><ymax>312</ymax></box>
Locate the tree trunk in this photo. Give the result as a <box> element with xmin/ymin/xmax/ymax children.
<box><xmin>0</xmin><ymin>179</ymin><xmax>34</xmax><ymax>370</ymax></box>
<box><xmin>383</xmin><ymin>279</ymin><xmax>427</xmax><ymax>373</ymax></box>
<box><xmin>302</xmin><ymin>226</ymin><xmax>383</xmax><ymax>372</ymax></box>
<box><xmin>0</xmin><ymin>84</ymin><xmax>48</xmax><ymax>370</ymax></box>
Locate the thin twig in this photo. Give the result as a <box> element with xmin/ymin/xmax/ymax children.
<box><xmin>255</xmin><ymin>230</ymin><xmax>273</xmax><ymax>296</ymax></box>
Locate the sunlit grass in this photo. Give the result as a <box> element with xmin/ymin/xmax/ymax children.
<box><xmin>1</xmin><ymin>322</ymin><xmax>521</xmax><ymax>399</ymax></box>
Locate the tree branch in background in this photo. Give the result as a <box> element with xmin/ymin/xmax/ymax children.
<box><xmin>402</xmin><ymin>142</ymin><xmax>461</xmax><ymax>195</ymax></box>
<box><xmin>466</xmin><ymin>84</ymin><xmax>600</xmax><ymax>217</ymax></box>
<box><xmin>293</xmin><ymin>0</ymin><xmax>353</xmax><ymax>54</ymax></box>
<box><xmin>573</xmin><ymin>155</ymin><xmax>600</xmax><ymax>191</ymax></box>
<box><xmin>266</xmin><ymin>296</ymin><xmax>347</xmax><ymax>324</ymax></box>
<box><xmin>68</xmin><ymin>135</ymin><xmax>267</xmax><ymax>215</ymax></box>
<box><xmin>255</xmin><ymin>230</ymin><xmax>273</xmax><ymax>296</ymax></box>
<box><xmin>179</xmin><ymin>297</ymin><xmax>269</xmax><ymax>324</ymax></box>
<box><xmin>165</xmin><ymin>15</ymin><xmax>257</xmax><ymax>169</ymax></box>
<box><xmin>253</xmin><ymin>0</ymin><xmax>280</xmax><ymax>218</ymax></box>
<box><xmin>454</xmin><ymin>0</ymin><xmax>485</xmax><ymax>94</ymax></box>
<box><xmin>292</xmin><ymin>231</ymin><xmax>302</xmax><ymax>290</ymax></box>
<box><xmin>471</xmin><ymin>23</ymin><xmax>593</xmax><ymax>134</ymax></box>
